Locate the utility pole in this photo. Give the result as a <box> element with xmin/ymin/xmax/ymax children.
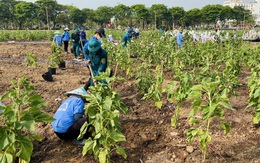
<box><xmin>46</xmin><ymin>7</ymin><xmax>49</xmax><ymax>30</ymax></box>
<box><xmin>172</xmin><ymin>16</ymin><xmax>175</xmax><ymax>30</ymax></box>
<box><xmin>154</xmin><ymin>11</ymin><xmax>157</xmax><ymax>30</ymax></box>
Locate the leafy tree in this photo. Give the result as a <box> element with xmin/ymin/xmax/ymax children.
<box><xmin>113</xmin><ymin>4</ymin><xmax>131</xmax><ymax>27</ymax></box>
<box><xmin>200</xmin><ymin>4</ymin><xmax>223</xmax><ymax>26</ymax></box>
<box><xmin>14</xmin><ymin>2</ymin><xmax>36</xmax><ymax>29</ymax></box>
<box><xmin>220</xmin><ymin>6</ymin><xmax>234</xmax><ymax>20</ymax></box>
<box><xmin>169</xmin><ymin>7</ymin><xmax>185</xmax><ymax>27</ymax></box>
<box><xmin>233</xmin><ymin>6</ymin><xmax>254</xmax><ymax>26</ymax></box>
<box><xmin>0</xmin><ymin>0</ymin><xmax>18</xmax><ymax>29</ymax></box>
<box><xmin>184</xmin><ymin>8</ymin><xmax>201</xmax><ymax>28</ymax></box>
<box><xmin>94</xmin><ymin>6</ymin><xmax>114</xmax><ymax>27</ymax></box>
<box><xmin>131</xmin><ymin>4</ymin><xmax>150</xmax><ymax>29</ymax></box>
<box><xmin>150</xmin><ymin>4</ymin><xmax>168</xmax><ymax>29</ymax></box>
<box><xmin>56</xmin><ymin>13</ymin><xmax>70</xmax><ymax>27</ymax></box>
<box><xmin>35</xmin><ymin>0</ymin><xmax>60</xmax><ymax>29</ymax></box>
<box><xmin>81</xmin><ymin>8</ymin><xmax>95</xmax><ymax>28</ymax></box>
<box><xmin>69</xmin><ymin>7</ymin><xmax>85</xmax><ymax>28</ymax></box>
<box><xmin>0</xmin><ymin>2</ymin><xmax>11</xmax><ymax>28</ymax></box>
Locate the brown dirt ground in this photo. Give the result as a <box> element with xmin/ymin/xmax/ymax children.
<box><xmin>1</xmin><ymin>43</ymin><xmax>260</xmax><ymax>163</ymax></box>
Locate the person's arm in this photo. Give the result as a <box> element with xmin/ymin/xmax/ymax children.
<box><xmin>97</xmin><ymin>51</ymin><xmax>107</xmax><ymax>75</ymax></box>
<box><xmin>127</xmin><ymin>36</ymin><xmax>131</xmax><ymax>43</ymax></box>
<box><xmin>83</xmin><ymin>44</ymin><xmax>90</xmax><ymax>63</ymax></box>
<box><xmin>74</xmin><ymin>113</ymin><xmax>83</xmax><ymax>121</ymax></box>
<box><xmin>73</xmin><ymin>98</ymin><xmax>85</xmax><ymax>121</ymax></box>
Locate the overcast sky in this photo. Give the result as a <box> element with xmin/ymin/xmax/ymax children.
<box><xmin>24</xmin><ymin>0</ymin><xmax>256</xmax><ymax>11</ymax></box>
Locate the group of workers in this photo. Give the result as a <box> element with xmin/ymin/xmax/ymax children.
<box><xmin>52</xmin><ymin>28</ymin><xmax>109</xmax><ymax>145</ymax></box>
<box><xmin>53</xmin><ymin>28</ymin><xmax>88</xmax><ymax>60</ymax></box>
<box><xmin>53</xmin><ymin>26</ymin><xmax>140</xmax><ymax>61</ymax></box>
<box><xmin>51</xmin><ymin>26</ymin><xmax>142</xmax><ymax>145</ymax></box>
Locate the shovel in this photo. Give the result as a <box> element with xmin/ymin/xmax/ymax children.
<box><xmin>88</xmin><ymin>63</ymin><xmax>96</xmax><ymax>86</ymax></box>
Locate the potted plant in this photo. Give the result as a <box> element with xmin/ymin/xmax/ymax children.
<box><xmin>47</xmin><ymin>53</ymin><xmax>59</xmax><ymax>75</ymax></box>
<box><xmin>51</xmin><ymin>42</ymin><xmax>66</xmax><ymax>69</ymax></box>
<box><xmin>25</xmin><ymin>52</ymin><xmax>53</xmax><ymax>82</ymax></box>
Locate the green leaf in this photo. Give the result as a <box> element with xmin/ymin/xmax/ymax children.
<box><xmin>171</xmin><ymin>115</ymin><xmax>178</xmax><ymax>127</ymax></box>
<box><xmin>0</xmin><ymin>130</ymin><xmax>15</xmax><ymax>150</ymax></box>
<box><xmin>199</xmin><ymin>132</ymin><xmax>211</xmax><ymax>150</ymax></box>
<box><xmin>155</xmin><ymin>101</ymin><xmax>162</xmax><ymax>109</ymax></box>
<box><xmin>191</xmin><ymin>98</ymin><xmax>202</xmax><ymax>109</ymax></box>
<box><xmin>187</xmin><ymin>128</ymin><xmax>198</xmax><ymax>143</ymax></box>
<box><xmin>110</xmin><ymin>131</ymin><xmax>126</xmax><ymax>142</ymax></box>
<box><xmin>116</xmin><ymin>145</ymin><xmax>127</xmax><ymax>159</ymax></box>
<box><xmin>4</xmin><ymin>107</ymin><xmax>16</xmax><ymax>122</ymax></box>
<box><xmin>0</xmin><ymin>153</ymin><xmax>13</xmax><ymax>163</ymax></box>
<box><xmin>218</xmin><ymin>101</ymin><xmax>233</xmax><ymax>110</ymax></box>
<box><xmin>188</xmin><ymin>118</ymin><xmax>200</xmax><ymax>125</ymax></box>
<box><xmin>78</xmin><ymin>122</ymin><xmax>90</xmax><ymax>140</ymax></box>
<box><xmin>103</xmin><ymin>98</ymin><xmax>112</xmax><ymax>111</ymax></box>
<box><xmin>33</xmin><ymin>113</ymin><xmax>55</xmax><ymax>122</ymax></box>
<box><xmin>28</xmin><ymin>134</ymin><xmax>42</xmax><ymax>142</ymax></box>
<box><xmin>82</xmin><ymin>138</ymin><xmax>94</xmax><ymax>156</ymax></box>
<box><xmin>253</xmin><ymin>117</ymin><xmax>260</xmax><ymax>125</ymax></box>
<box><xmin>213</xmin><ymin>107</ymin><xmax>224</xmax><ymax>118</ymax></box>
<box><xmin>16</xmin><ymin>136</ymin><xmax>33</xmax><ymax>162</ymax></box>
<box><xmin>220</xmin><ymin>122</ymin><xmax>231</xmax><ymax>135</ymax></box>
<box><xmin>98</xmin><ymin>149</ymin><xmax>108</xmax><ymax>163</ymax></box>
<box><xmin>253</xmin><ymin>88</ymin><xmax>260</xmax><ymax>98</ymax></box>
<box><xmin>118</xmin><ymin>103</ymin><xmax>128</xmax><ymax>114</ymax></box>
<box><xmin>20</xmin><ymin>120</ymin><xmax>35</xmax><ymax>131</ymax></box>
<box><xmin>188</xmin><ymin>90</ymin><xmax>202</xmax><ymax>99</ymax></box>
<box><xmin>94</xmin><ymin>133</ymin><xmax>102</xmax><ymax>139</ymax></box>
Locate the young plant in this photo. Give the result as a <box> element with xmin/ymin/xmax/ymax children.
<box><xmin>0</xmin><ymin>77</ymin><xmax>54</xmax><ymax>163</ymax></box>
<box><xmin>78</xmin><ymin>68</ymin><xmax>128</xmax><ymax>163</ymax></box>
<box><xmin>135</xmin><ymin>62</ymin><xmax>156</xmax><ymax>95</ymax></box>
<box><xmin>48</xmin><ymin>43</ymin><xmax>63</xmax><ymax>68</ymax></box>
<box><xmin>247</xmin><ymin>66</ymin><xmax>260</xmax><ymax>125</ymax></box>
<box><xmin>25</xmin><ymin>52</ymin><xmax>39</xmax><ymax>68</ymax></box>
<box><xmin>187</xmin><ymin>77</ymin><xmax>233</xmax><ymax>159</ymax></box>
<box><xmin>142</xmin><ymin>62</ymin><xmax>164</xmax><ymax>109</ymax></box>
<box><xmin>163</xmin><ymin>68</ymin><xmax>194</xmax><ymax>128</ymax></box>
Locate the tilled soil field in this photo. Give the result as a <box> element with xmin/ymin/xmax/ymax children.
<box><xmin>1</xmin><ymin>42</ymin><xmax>260</xmax><ymax>163</ymax></box>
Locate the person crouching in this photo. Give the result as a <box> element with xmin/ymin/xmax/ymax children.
<box><xmin>51</xmin><ymin>87</ymin><xmax>92</xmax><ymax>145</ymax></box>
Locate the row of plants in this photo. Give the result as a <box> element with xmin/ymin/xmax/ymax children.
<box><xmin>103</xmin><ymin>30</ymin><xmax>260</xmax><ymax>160</ymax></box>
<box><xmin>0</xmin><ymin>30</ymin><xmax>55</xmax><ymax>41</ymax></box>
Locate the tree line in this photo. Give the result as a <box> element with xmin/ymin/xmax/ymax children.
<box><xmin>0</xmin><ymin>0</ymin><xmax>255</xmax><ymax>30</ymax></box>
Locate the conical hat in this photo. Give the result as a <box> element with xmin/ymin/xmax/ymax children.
<box><xmin>65</xmin><ymin>87</ymin><xmax>87</xmax><ymax>97</ymax></box>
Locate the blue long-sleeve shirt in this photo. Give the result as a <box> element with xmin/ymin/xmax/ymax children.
<box><xmin>80</xmin><ymin>31</ymin><xmax>86</xmax><ymax>40</ymax></box>
<box><xmin>53</xmin><ymin>35</ymin><xmax>62</xmax><ymax>46</ymax></box>
<box><xmin>62</xmin><ymin>31</ymin><xmax>70</xmax><ymax>41</ymax></box>
<box><xmin>177</xmin><ymin>32</ymin><xmax>183</xmax><ymax>46</ymax></box>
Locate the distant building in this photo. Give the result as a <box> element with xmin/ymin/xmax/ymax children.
<box><xmin>253</xmin><ymin>1</ymin><xmax>260</xmax><ymax>25</ymax></box>
<box><xmin>224</xmin><ymin>0</ymin><xmax>260</xmax><ymax>25</ymax></box>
